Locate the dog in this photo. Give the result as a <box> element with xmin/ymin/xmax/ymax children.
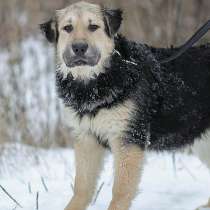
<box><xmin>40</xmin><ymin>1</ymin><xmax>210</xmax><ymax>210</ymax></box>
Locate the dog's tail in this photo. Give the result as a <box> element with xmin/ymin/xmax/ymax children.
<box><xmin>160</xmin><ymin>19</ymin><xmax>210</xmax><ymax>64</ymax></box>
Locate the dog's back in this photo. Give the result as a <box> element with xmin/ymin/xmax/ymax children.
<box><xmin>148</xmin><ymin>45</ymin><xmax>210</xmax><ymax>150</ymax></box>
<box><xmin>157</xmin><ymin>46</ymin><xmax>210</xmax><ymax>205</ymax></box>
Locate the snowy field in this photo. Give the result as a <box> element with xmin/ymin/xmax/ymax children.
<box><xmin>0</xmin><ymin>144</ymin><xmax>210</xmax><ymax>210</ymax></box>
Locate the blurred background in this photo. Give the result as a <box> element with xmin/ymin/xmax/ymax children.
<box><xmin>1</xmin><ymin>0</ymin><xmax>210</xmax><ymax>148</ymax></box>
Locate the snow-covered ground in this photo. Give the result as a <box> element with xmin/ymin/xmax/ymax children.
<box><xmin>0</xmin><ymin>144</ymin><xmax>210</xmax><ymax>210</ymax></box>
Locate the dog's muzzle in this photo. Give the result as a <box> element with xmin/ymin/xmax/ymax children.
<box><xmin>63</xmin><ymin>42</ymin><xmax>101</xmax><ymax>68</ymax></box>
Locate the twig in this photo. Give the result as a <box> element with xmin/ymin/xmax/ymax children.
<box><xmin>41</xmin><ymin>177</ymin><xmax>48</xmax><ymax>192</ymax></box>
<box><xmin>92</xmin><ymin>182</ymin><xmax>104</xmax><ymax>205</ymax></box>
<box><xmin>70</xmin><ymin>183</ymin><xmax>74</xmax><ymax>192</ymax></box>
<box><xmin>0</xmin><ymin>184</ymin><xmax>23</xmax><ymax>208</ymax></box>
<box><xmin>172</xmin><ymin>152</ymin><xmax>177</xmax><ymax>177</ymax></box>
<box><xmin>28</xmin><ymin>182</ymin><xmax>32</xmax><ymax>194</ymax></box>
<box><xmin>36</xmin><ymin>192</ymin><xmax>39</xmax><ymax>210</ymax></box>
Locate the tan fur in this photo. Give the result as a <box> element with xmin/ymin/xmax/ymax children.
<box><xmin>63</xmin><ymin>99</ymin><xmax>138</xmax><ymax>210</ymax></box>
<box><xmin>108</xmin><ymin>140</ymin><xmax>145</xmax><ymax>210</ymax></box>
<box><xmin>65</xmin><ymin>133</ymin><xmax>105</xmax><ymax>210</ymax></box>
<box><xmin>63</xmin><ymin>99</ymin><xmax>136</xmax><ymax>142</ymax></box>
<box><xmin>56</xmin><ymin>1</ymin><xmax>114</xmax><ymax>80</ymax></box>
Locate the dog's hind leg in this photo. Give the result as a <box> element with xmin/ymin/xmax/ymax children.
<box><xmin>108</xmin><ymin>139</ymin><xmax>144</xmax><ymax>210</ymax></box>
<box><xmin>65</xmin><ymin>133</ymin><xmax>105</xmax><ymax>210</ymax></box>
<box><xmin>195</xmin><ymin>199</ymin><xmax>210</xmax><ymax>210</ymax></box>
<box><xmin>192</xmin><ymin>134</ymin><xmax>210</xmax><ymax>210</ymax></box>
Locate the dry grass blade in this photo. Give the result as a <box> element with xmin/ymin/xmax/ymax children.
<box><xmin>41</xmin><ymin>177</ymin><xmax>48</xmax><ymax>192</ymax></box>
<box><xmin>28</xmin><ymin>182</ymin><xmax>32</xmax><ymax>194</ymax></box>
<box><xmin>0</xmin><ymin>184</ymin><xmax>23</xmax><ymax>208</ymax></box>
<box><xmin>92</xmin><ymin>182</ymin><xmax>105</xmax><ymax>205</ymax></box>
<box><xmin>70</xmin><ymin>183</ymin><xmax>74</xmax><ymax>192</ymax></box>
<box><xmin>36</xmin><ymin>192</ymin><xmax>39</xmax><ymax>210</ymax></box>
<box><xmin>12</xmin><ymin>204</ymin><xmax>18</xmax><ymax>210</ymax></box>
<box><xmin>0</xmin><ymin>185</ymin><xmax>23</xmax><ymax>208</ymax></box>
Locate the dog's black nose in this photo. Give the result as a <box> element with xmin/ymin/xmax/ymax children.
<box><xmin>72</xmin><ymin>42</ymin><xmax>88</xmax><ymax>56</ymax></box>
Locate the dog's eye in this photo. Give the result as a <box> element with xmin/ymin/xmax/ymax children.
<box><xmin>88</xmin><ymin>24</ymin><xmax>100</xmax><ymax>32</ymax></box>
<box><xmin>63</xmin><ymin>25</ymin><xmax>73</xmax><ymax>33</ymax></box>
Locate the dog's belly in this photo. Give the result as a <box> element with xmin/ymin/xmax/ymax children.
<box><xmin>192</xmin><ymin>129</ymin><xmax>210</xmax><ymax>169</ymax></box>
<box><xmin>63</xmin><ymin>100</ymin><xmax>135</xmax><ymax>143</ymax></box>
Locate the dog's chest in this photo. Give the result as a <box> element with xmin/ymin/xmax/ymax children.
<box><xmin>64</xmin><ymin>100</ymin><xmax>135</xmax><ymax>141</ymax></box>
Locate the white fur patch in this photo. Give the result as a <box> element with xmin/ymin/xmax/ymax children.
<box><xmin>58</xmin><ymin>61</ymin><xmax>105</xmax><ymax>80</ymax></box>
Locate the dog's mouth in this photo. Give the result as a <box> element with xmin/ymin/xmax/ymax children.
<box><xmin>63</xmin><ymin>55</ymin><xmax>101</xmax><ymax>68</ymax></box>
<box><xmin>63</xmin><ymin>46</ymin><xmax>101</xmax><ymax>68</ymax></box>
<box><xmin>73</xmin><ymin>57</ymin><xmax>88</xmax><ymax>66</ymax></box>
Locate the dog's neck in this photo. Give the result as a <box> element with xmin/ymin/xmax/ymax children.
<box><xmin>56</xmin><ymin>35</ymin><xmax>160</xmax><ymax>117</ymax></box>
<box><xmin>56</xmin><ymin>55</ymin><xmax>140</xmax><ymax>117</ymax></box>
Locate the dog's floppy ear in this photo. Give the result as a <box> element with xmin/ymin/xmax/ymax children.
<box><xmin>103</xmin><ymin>8</ymin><xmax>123</xmax><ymax>37</ymax></box>
<box><xmin>40</xmin><ymin>18</ymin><xmax>58</xmax><ymax>43</ymax></box>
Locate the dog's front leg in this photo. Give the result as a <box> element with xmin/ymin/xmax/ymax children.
<box><xmin>65</xmin><ymin>133</ymin><xmax>105</xmax><ymax>210</ymax></box>
<box><xmin>108</xmin><ymin>139</ymin><xmax>145</xmax><ymax>210</ymax></box>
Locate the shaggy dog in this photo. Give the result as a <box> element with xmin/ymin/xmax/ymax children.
<box><xmin>40</xmin><ymin>1</ymin><xmax>210</xmax><ymax>210</ymax></box>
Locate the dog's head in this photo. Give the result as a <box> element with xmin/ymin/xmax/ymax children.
<box><xmin>40</xmin><ymin>1</ymin><xmax>122</xmax><ymax>79</ymax></box>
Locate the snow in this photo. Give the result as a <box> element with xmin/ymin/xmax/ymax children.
<box><xmin>0</xmin><ymin>144</ymin><xmax>210</xmax><ymax>210</ymax></box>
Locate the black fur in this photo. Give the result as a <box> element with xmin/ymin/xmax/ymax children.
<box><xmin>56</xmin><ymin>35</ymin><xmax>210</xmax><ymax>151</ymax></box>
<box><xmin>103</xmin><ymin>9</ymin><xmax>123</xmax><ymax>37</ymax></box>
<box><xmin>40</xmin><ymin>19</ymin><xmax>58</xmax><ymax>43</ymax></box>
<box><xmin>146</xmin><ymin>45</ymin><xmax>210</xmax><ymax>150</ymax></box>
